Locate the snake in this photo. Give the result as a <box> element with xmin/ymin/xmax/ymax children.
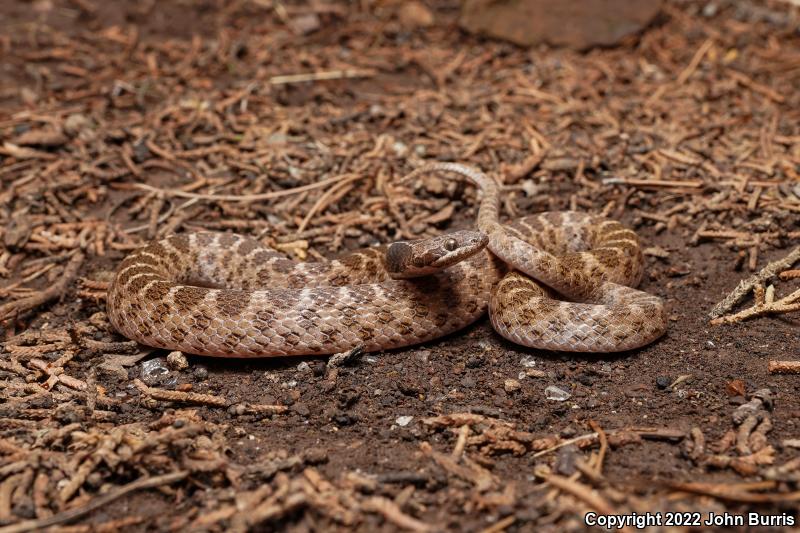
<box><xmin>107</xmin><ymin>163</ymin><xmax>667</xmax><ymax>356</ymax></box>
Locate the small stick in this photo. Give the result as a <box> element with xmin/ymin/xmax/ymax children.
<box><xmin>451</xmin><ymin>425</ymin><xmax>470</xmax><ymax>460</ymax></box>
<box><xmin>676</xmin><ymin>38</ymin><xmax>714</xmax><ymax>85</ymax></box>
<box><xmin>361</xmin><ymin>496</ymin><xmax>434</xmax><ymax>533</ymax></box>
<box><xmin>588</xmin><ymin>420</ymin><xmax>608</xmax><ymax>476</ymax></box>
<box><xmin>133</xmin><ymin>379</ymin><xmax>227</xmax><ymax>407</ymax></box>
<box><xmin>668</xmin><ymin>481</ymin><xmax>800</xmax><ymax>503</ymax></box>
<box><xmin>540</xmin><ymin>474</ymin><xmax>624</xmax><ymax>529</ymax></box>
<box><xmin>709</xmin><ymin>246</ymin><xmax>800</xmax><ymax>319</ymax></box>
<box><xmin>269</xmin><ymin>68</ymin><xmax>376</xmax><ymax>85</ymax></box>
<box><xmin>531</xmin><ymin>433</ymin><xmax>598</xmax><ymax>458</ymax></box>
<box><xmin>0</xmin><ymin>471</ymin><xmax>188</xmax><ymax>533</ymax></box>
<box><xmin>296</xmin><ymin>174</ymin><xmax>363</xmax><ymax>234</ymax></box>
<box><xmin>768</xmin><ymin>360</ymin><xmax>800</xmax><ymax>374</ymax></box>
<box><xmin>478</xmin><ymin>515</ymin><xmax>516</xmax><ymax>533</ymax></box>
<box><xmin>132</xmin><ymin>172</ymin><xmax>356</xmax><ymax>202</ymax></box>
<box><xmin>601</xmin><ymin>177</ymin><xmax>704</xmax><ymax>189</ymax></box>
<box><xmin>0</xmin><ymin>251</ymin><xmax>85</xmax><ymax>321</ymax></box>
<box><xmin>710</xmin><ymin>287</ymin><xmax>800</xmax><ymax>325</ymax></box>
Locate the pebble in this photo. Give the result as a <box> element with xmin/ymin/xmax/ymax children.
<box><xmin>333</xmin><ymin>413</ymin><xmax>357</xmax><ymax>426</ymax></box>
<box><xmin>140</xmin><ymin>358</ymin><xmax>172</xmax><ymax>386</ymax></box>
<box><xmin>520</xmin><ymin>355</ymin><xmax>537</xmax><ymax>368</ymax></box>
<box><xmin>132</xmin><ymin>139</ymin><xmax>151</xmax><ymax>162</ymax></box>
<box><xmin>310</xmin><ymin>361</ymin><xmax>326</xmax><ymax>377</ymax></box>
<box><xmin>504</xmin><ymin>378</ymin><xmax>521</xmax><ymax>393</ymax></box>
<box><xmin>395</xmin><ymin>415</ymin><xmax>414</xmax><ymax>427</ymax></box>
<box><xmin>227</xmin><ymin>404</ymin><xmax>247</xmax><ymax>416</ymax></box>
<box><xmin>545</xmin><ymin>385</ymin><xmax>571</xmax><ymax>401</ymax></box>
<box><xmin>466</xmin><ymin>354</ymin><xmax>485</xmax><ymax>368</ymax></box>
<box><xmin>63</xmin><ymin>113</ymin><xmax>91</xmax><ymax>136</ymax></box>
<box><xmin>166</xmin><ymin>351</ymin><xmax>189</xmax><ymax>370</ymax></box>
<box><xmin>655</xmin><ymin>376</ymin><xmax>671</xmax><ymax>389</ymax></box>
<box><xmin>296</xmin><ymin>361</ymin><xmax>311</xmax><ymax>373</ymax></box>
<box><xmin>193</xmin><ymin>365</ymin><xmax>209</xmax><ymax>380</ymax></box>
<box><xmin>292</xmin><ymin>404</ymin><xmax>310</xmax><ymax>417</ymax></box>
<box><xmin>303</xmin><ymin>447</ymin><xmax>329</xmax><ymax>465</ymax></box>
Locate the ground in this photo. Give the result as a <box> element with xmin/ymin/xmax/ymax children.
<box><xmin>1</xmin><ymin>0</ymin><xmax>800</xmax><ymax>531</ymax></box>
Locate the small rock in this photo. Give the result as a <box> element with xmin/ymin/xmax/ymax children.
<box><xmin>20</xmin><ymin>87</ymin><xmax>38</xmax><ymax>106</ymax></box>
<box><xmin>293</xmin><ymin>403</ymin><xmax>310</xmax><ymax>417</ymax></box>
<box><xmin>193</xmin><ymin>365</ymin><xmax>209</xmax><ymax>380</ymax></box>
<box><xmin>303</xmin><ymin>447</ymin><xmax>329</xmax><ymax>465</ymax></box>
<box><xmin>297</xmin><ymin>361</ymin><xmax>311</xmax><ymax>373</ymax></box>
<box><xmin>228</xmin><ymin>403</ymin><xmax>247</xmax><ymax>416</ymax></box>
<box><xmin>140</xmin><ymin>358</ymin><xmax>171</xmax><ymax>386</ymax></box>
<box><xmin>132</xmin><ymin>140</ymin><xmax>151</xmax><ymax>162</ymax></box>
<box><xmin>460</xmin><ymin>376</ymin><xmax>476</xmax><ymax>388</ymax></box>
<box><xmin>655</xmin><ymin>376</ymin><xmax>671</xmax><ymax>390</ymax></box>
<box><xmin>392</xmin><ymin>141</ymin><xmax>408</xmax><ymax>157</ymax></box>
<box><xmin>12</xmin><ymin>127</ymin><xmax>68</xmax><ymax>147</ymax></box>
<box><xmin>395</xmin><ymin>415</ymin><xmax>414</xmax><ymax>427</ymax></box>
<box><xmin>166</xmin><ymin>351</ymin><xmax>189</xmax><ymax>370</ymax></box>
<box><xmin>460</xmin><ymin>0</ymin><xmax>663</xmax><ymax>49</ymax></box>
<box><xmin>702</xmin><ymin>2</ymin><xmax>718</xmax><ymax>17</ymax></box>
<box><xmin>64</xmin><ymin>113</ymin><xmax>91</xmax><ymax>136</ymax></box>
<box><xmin>466</xmin><ymin>354</ymin><xmax>485</xmax><ymax>368</ymax></box>
<box><xmin>310</xmin><ymin>361</ymin><xmax>327</xmax><ymax>377</ymax></box>
<box><xmin>4</xmin><ymin>214</ymin><xmax>32</xmax><ymax>249</ymax></box>
<box><xmin>290</xmin><ymin>13</ymin><xmax>321</xmax><ymax>35</ymax></box>
<box><xmin>545</xmin><ymin>385</ymin><xmax>571</xmax><ymax>401</ymax></box>
<box><xmin>397</xmin><ymin>381</ymin><xmax>421</xmax><ymax>397</ymax></box>
<box><xmin>504</xmin><ymin>378</ymin><xmax>521</xmax><ymax>393</ymax></box>
<box><xmin>333</xmin><ymin>412</ymin><xmax>357</xmax><ymax>426</ymax></box>
<box><xmin>399</xmin><ymin>1</ymin><xmax>435</xmax><ymax>28</ymax></box>
<box><xmin>726</xmin><ymin>379</ymin><xmax>746</xmax><ymax>397</ymax></box>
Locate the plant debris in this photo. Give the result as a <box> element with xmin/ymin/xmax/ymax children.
<box><xmin>1</xmin><ymin>0</ymin><xmax>799</xmax><ymax>530</ymax></box>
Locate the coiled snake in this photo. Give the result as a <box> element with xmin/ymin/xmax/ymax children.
<box><xmin>107</xmin><ymin>163</ymin><xmax>666</xmax><ymax>356</ymax></box>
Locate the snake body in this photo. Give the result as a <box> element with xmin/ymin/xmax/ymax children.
<box><xmin>397</xmin><ymin>163</ymin><xmax>667</xmax><ymax>352</ymax></box>
<box><xmin>107</xmin><ymin>163</ymin><xmax>666</xmax><ymax>356</ymax></box>
<box><xmin>107</xmin><ymin>230</ymin><xmax>503</xmax><ymax>357</ymax></box>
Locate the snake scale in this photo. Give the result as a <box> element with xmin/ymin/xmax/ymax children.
<box><xmin>107</xmin><ymin>163</ymin><xmax>667</xmax><ymax>356</ymax></box>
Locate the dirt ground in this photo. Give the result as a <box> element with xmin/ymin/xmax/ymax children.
<box><xmin>1</xmin><ymin>0</ymin><xmax>800</xmax><ymax>531</ymax></box>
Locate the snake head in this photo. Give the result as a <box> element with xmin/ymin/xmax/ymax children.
<box><xmin>385</xmin><ymin>230</ymin><xmax>488</xmax><ymax>279</ymax></box>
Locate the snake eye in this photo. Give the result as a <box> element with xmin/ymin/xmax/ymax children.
<box><xmin>444</xmin><ymin>238</ymin><xmax>458</xmax><ymax>251</ymax></box>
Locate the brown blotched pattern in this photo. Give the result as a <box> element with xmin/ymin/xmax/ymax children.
<box><xmin>408</xmin><ymin>163</ymin><xmax>667</xmax><ymax>352</ymax></box>
<box><xmin>107</xmin><ymin>231</ymin><xmax>501</xmax><ymax>357</ymax></box>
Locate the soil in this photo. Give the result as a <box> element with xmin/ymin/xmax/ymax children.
<box><xmin>1</xmin><ymin>0</ymin><xmax>799</xmax><ymax>531</ymax></box>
